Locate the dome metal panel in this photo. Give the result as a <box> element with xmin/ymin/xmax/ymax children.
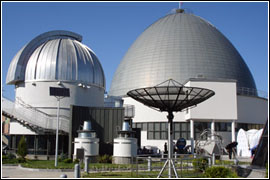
<box><xmin>109</xmin><ymin>13</ymin><xmax>256</xmax><ymax>96</ymax></box>
<box><xmin>6</xmin><ymin>30</ymin><xmax>105</xmax><ymax>89</ymax></box>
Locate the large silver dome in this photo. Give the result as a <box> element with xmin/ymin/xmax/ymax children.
<box><xmin>109</xmin><ymin>11</ymin><xmax>256</xmax><ymax>96</ymax></box>
<box><xmin>6</xmin><ymin>30</ymin><xmax>105</xmax><ymax>88</ymax></box>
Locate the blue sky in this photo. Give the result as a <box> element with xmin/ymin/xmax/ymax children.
<box><xmin>2</xmin><ymin>2</ymin><xmax>268</xmax><ymax>101</ymax></box>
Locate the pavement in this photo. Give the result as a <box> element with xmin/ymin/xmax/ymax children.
<box><xmin>2</xmin><ymin>165</ymin><xmax>76</xmax><ymax>178</ymax></box>
<box><xmin>220</xmin><ymin>155</ymin><xmax>253</xmax><ymax>163</ymax></box>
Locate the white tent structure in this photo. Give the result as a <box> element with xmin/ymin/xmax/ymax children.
<box><xmin>237</xmin><ymin>128</ymin><xmax>263</xmax><ymax>157</ymax></box>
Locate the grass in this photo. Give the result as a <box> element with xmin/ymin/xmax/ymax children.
<box><xmin>3</xmin><ymin>158</ymin><xmax>249</xmax><ymax>169</ymax></box>
<box><xmin>3</xmin><ymin>157</ymin><xmax>242</xmax><ymax>178</ymax></box>
<box><xmin>17</xmin><ymin>160</ymin><xmax>133</xmax><ymax>170</ymax></box>
<box><xmin>215</xmin><ymin>159</ymin><xmax>250</xmax><ymax>166</ymax></box>
<box><xmin>82</xmin><ymin>170</ymin><xmax>205</xmax><ymax>178</ymax></box>
<box><xmin>22</xmin><ymin>160</ymin><xmax>77</xmax><ymax>169</ymax></box>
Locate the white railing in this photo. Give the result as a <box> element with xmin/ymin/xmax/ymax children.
<box><xmin>2</xmin><ymin>97</ymin><xmax>69</xmax><ymax>133</ymax></box>
<box><xmin>237</xmin><ymin>87</ymin><xmax>268</xmax><ymax>99</ymax></box>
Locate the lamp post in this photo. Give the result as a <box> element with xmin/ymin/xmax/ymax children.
<box><xmin>49</xmin><ymin>86</ymin><xmax>70</xmax><ymax>167</ymax></box>
<box><xmin>55</xmin><ymin>97</ymin><xmax>61</xmax><ymax>167</ymax></box>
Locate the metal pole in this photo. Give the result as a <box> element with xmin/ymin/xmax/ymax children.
<box><xmin>74</xmin><ymin>164</ymin><xmax>80</xmax><ymax>178</ymax></box>
<box><xmin>167</xmin><ymin>111</ymin><xmax>173</xmax><ymax>178</ymax></box>
<box><xmin>190</xmin><ymin>120</ymin><xmax>194</xmax><ymax>154</ymax></box>
<box><xmin>211</xmin><ymin>120</ymin><xmax>215</xmax><ymax>140</ymax></box>
<box><xmin>84</xmin><ymin>157</ymin><xmax>89</xmax><ymax>173</ymax></box>
<box><xmin>148</xmin><ymin>156</ymin><xmax>152</xmax><ymax>171</ymax></box>
<box><xmin>232</xmin><ymin>120</ymin><xmax>236</xmax><ymax>142</ymax></box>
<box><xmin>55</xmin><ymin>98</ymin><xmax>60</xmax><ymax>167</ymax></box>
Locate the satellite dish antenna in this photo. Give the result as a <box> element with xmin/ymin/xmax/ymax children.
<box><xmin>127</xmin><ymin>79</ymin><xmax>215</xmax><ymax>178</ymax></box>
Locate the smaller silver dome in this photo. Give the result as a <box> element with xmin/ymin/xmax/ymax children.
<box><xmin>6</xmin><ymin>30</ymin><xmax>105</xmax><ymax>89</ymax></box>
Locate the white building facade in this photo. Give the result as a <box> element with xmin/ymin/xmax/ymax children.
<box><xmin>125</xmin><ymin>79</ymin><xmax>267</xmax><ymax>152</ymax></box>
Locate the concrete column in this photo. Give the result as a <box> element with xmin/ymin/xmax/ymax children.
<box><xmin>190</xmin><ymin>120</ymin><xmax>194</xmax><ymax>154</ymax></box>
<box><xmin>147</xmin><ymin>156</ymin><xmax>152</xmax><ymax>171</ymax></box>
<box><xmin>211</xmin><ymin>120</ymin><xmax>215</xmax><ymax>140</ymax></box>
<box><xmin>231</xmin><ymin>120</ymin><xmax>236</xmax><ymax>142</ymax></box>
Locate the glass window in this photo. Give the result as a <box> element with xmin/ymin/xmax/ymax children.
<box><xmin>161</xmin><ymin>123</ymin><xmax>167</xmax><ymax>131</ymax></box>
<box><xmin>181</xmin><ymin>132</ymin><xmax>187</xmax><ymax>139</ymax></box>
<box><xmin>227</xmin><ymin>123</ymin><xmax>231</xmax><ymax>131</ymax></box>
<box><xmin>155</xmin><ymin>132</ymin><xmax>160</xmax><ymax>139</ymax></box>
<box><xmin>161</xmin><ymin>132</ymin><xmax>167</xmax><ymax>139</ymax></box>
<box><xmin>154</xmin><ymin>123</ymin><xmax>160</xmax><ymax>131</ymax></box>
<box><xmin>148</xmin><ymin>123</ymin><xmax>154</xmax><ymax>131</ymax></box>
<box><xmin>148</xmin><ymin>132</ymin><xmax>154</xmax><ymax>139</ymax></box>
<box><xmin>181</xmin><ymin>123</ymin><xmax>187</xmax><ymax>131</ymax></box>
<box><xmin>195</xmin><ymin>133</ymin><xmax>201</xmax><ymax>140</ymax></box>
<box><xmin>215</xmin><ymin>123</ymin><xmax>220</xmax><ymax>131</ymax></box>
<box><xmin>142</xmin><ymin>123</ymin><xmax>147</xmax><ymax>131</ymax></box>
<box><xmin>187</xmin><ymin>122</ymin><xmax>190</xmax><ymax>130</ymax></box>
<box><xmin>187</xmin><ymin>132</ymin><xmax>190</xmax><ymax>140</ymax></box>
<box><xmin>221</xmin><ymin>123</ymin><xmax>227</xmax><ymax>131</ymax></box>
<box><xmin>194</xmin><ymin>122</ymin><xmax>203</xmax><ymax>132</ymax></box>
<box><xmin>207</xmin><ymin>122</ymin><xmax>211</xmax><ymax>129</ymax></box>
<box><xmin>27</xmin><ymin>135</ymin><xmax>35</xmax><ymax>149</ymax></box>
<box><xmin>174</xmin><ymin>123</ymin><xmax>180</xmax><ymax>131</ymax></box>
<box><xmin>174</xmin><ymin>132</ymin><xmax>180</xmax><ymax>140</ymax></box>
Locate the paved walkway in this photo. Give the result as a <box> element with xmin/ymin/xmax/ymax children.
<box><xmin>220</xmin><ymin>155</ymin><xmax>252</xmax><ymax>163</ymax></box>
<box><xmin>2</xmin><ymin>165</ymin><xmax>76</xmax><ymax>178</ymax></box>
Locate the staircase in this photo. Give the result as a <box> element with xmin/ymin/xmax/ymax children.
<box><xmin>2</xmin><ymin>97</ymin><xmax>69</xmax><ymax>133</ymax></box>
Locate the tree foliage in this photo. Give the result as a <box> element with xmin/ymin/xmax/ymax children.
<box><xmin>17</xmin><ymin>136</ymin><xmax>27</xmax><ymax>160</ymax></box>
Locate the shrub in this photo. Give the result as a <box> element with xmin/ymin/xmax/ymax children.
<box><xmin>17</xmin><ymin>136</ymin><xmax>27</xmax><ymax>160</ymax></box>
<box><xmin>73</xmin><ymin>159</ymin><xmax>80</xmax><ymax>164</ymax></box>
<box><xmin>63</xmin><ymin>158</ymin><xmax>73</xmax><ymax>163</ymax></box>
<box><xmin>7</xmin><ymin>153</ymin><xmax>16</xmax><ymax>159</ymax></box>
<box><xmin>98</xmin><ymin>154</ymin><xmax>112</xmax><ymax>163</ymax></box>
<box><xmin>58</xmin><ymin>153</ymin><xmax>68</xmax><ymax>162</ymax></box>
<box><xmin>2</xmin><ymin>153</ymin><xmax>18</xmax><ymax>164</ymax></box>
<box><xmin>17</xmin><ymin>157</ymin><xmax>26</xmax><ymax>163</ymax></box>
<box><xmin>204</xmin><ymin>166</ymin><xmax>238</xmax><ymax>178</ymax></box>
<box><xmin>192</xmin><ymin>157</ymin><xmax>209</xmax><ymax>172</ymax></box>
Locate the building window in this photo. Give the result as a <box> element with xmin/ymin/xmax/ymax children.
<box><xmin>194</xmin><ymin>122</ymin><xmax>210</xmax><ymax>140</ymax></box>
<box><xmin>215</xmin><ymin>122</ymin><xmax>231</xmax><ymax>132</ymax></box>
<box><xmin>143</xmin><ymin>122</ymin><xmax>190</xmax><ymax>140</ymax></box>
<box><xmin>236</xmin><ymin>123</ymin><xmax>264</xmax><ymax>131</ymax></box>
<box><xmin>142</xmin><ymin>123</ymin><xmax>147</xmax><ymax>131</ymax></box>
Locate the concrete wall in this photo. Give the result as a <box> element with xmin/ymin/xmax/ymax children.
<box><xmin>138</xmin><ymin>128</ymin><xmax>232</xmax><ymax>152</ymax></box>
<box><xmin>15</xmin><ymin>81</ymin><xmax>104</xmax><ymax>117</ymax></box>
<box><xmin>124</xmin><ymin>97</ymin><xmax>186</xmax><ymax>123</ymax></box>
<box><xmin>123</xmin><ymin>79</ymin><xmax>267</xmax><ymax>150</ymax></box>
<box><xmin>185</xmin><ymin>80</ymin><xmax>237</xmax><ymax>121</ymax></box>
<box><xmin>9</xmin><ymin>121</ymin><xmax>37</xmax><ymax>135</ymax></box>
<box><xmin>237</xmin><ymin>95</ymin><xmax>268</xmax><ymax>124</ymax></box>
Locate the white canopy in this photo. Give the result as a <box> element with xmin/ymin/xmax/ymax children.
<box><xmin>236</xmin><ymin>128</ymin><xmax>263</xmax><ymax>157</ymax></box>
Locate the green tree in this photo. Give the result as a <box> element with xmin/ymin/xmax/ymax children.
<box><xmin>17</xmin><ymin>136</ymin><xmax>27</xmax><ymax>160</ymax></box>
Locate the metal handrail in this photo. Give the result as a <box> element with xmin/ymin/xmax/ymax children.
<box><xmin>2</xmin><ymin>97</ymin><xmax>69</xmax><ymax>133</ymax></box>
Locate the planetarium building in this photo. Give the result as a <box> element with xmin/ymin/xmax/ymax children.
<box><xmin>3</xmin><ymin>9</ymin><xmax>268</xmax><ymax>158</ymax></box>
<box><xmin>109</xmin><ymin>10</ymin><xmax>267</xmax><ymax>153</ymax></box>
